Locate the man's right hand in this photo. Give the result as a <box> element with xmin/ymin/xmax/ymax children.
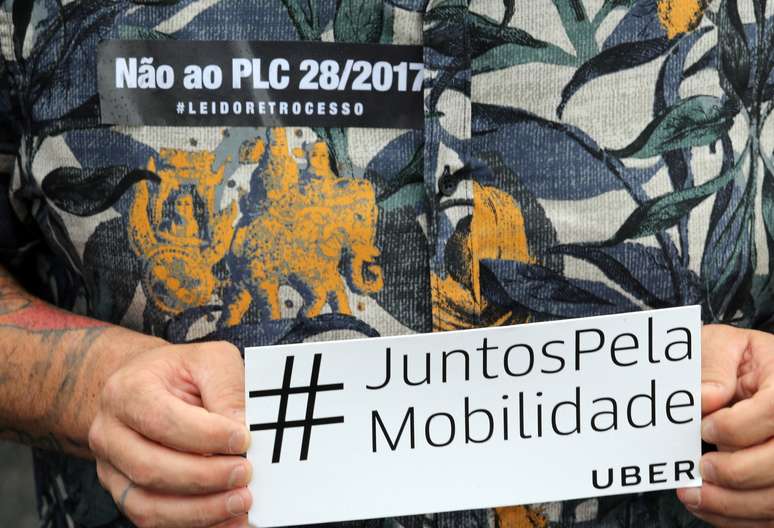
<box><xmin>88</xmin><ymin>341</ymin><xmax>252</xmax><ymax>528</ymax></box>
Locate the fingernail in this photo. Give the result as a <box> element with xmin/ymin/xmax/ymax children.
<box><xmin>700</xmin><ymin>459</ymin><xmax>716</xmax><ymax>482</ymax></box>
<box><xmin>701</xmin><ymin>419</ymin><xmax>716</xmax><ymax>443</ymax></box>
<box><xmin>228</xmin><ymin>465</ymin><xmax>247</xmax><ymax>488</ymax></box>
<box><xmin>229</xmin><ymin>429</ymin><xmax>249</xmax><ymax>454</ymax></box>
<box><xmin>227</xmin><ymin>493</ymin><xmax>247</xmax><ymax>516</ymax></box>
<box><xmin>681</xmin><ymin>487</ymin><xmax>701</xmax><ymax>508</ymax></box>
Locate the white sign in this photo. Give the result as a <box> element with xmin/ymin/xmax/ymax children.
<box><xmin>244</xmin><ymin>307</ymin><xmax>702</xmax><ymax>527</ymax></box>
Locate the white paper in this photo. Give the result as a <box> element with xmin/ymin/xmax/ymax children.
<box><xmin>245</xmin><ymin>307</ymin><xmax>702</xmax><ymax>527</ymax></box>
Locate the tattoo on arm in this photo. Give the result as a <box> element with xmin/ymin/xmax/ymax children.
<box><xmin>0</xmin><ymin>428</ymin><xmax>64</xmax><ymax>452</ymax></box>
<box><xmin>0</xmin><ymin>266</ymin><xmax>109</xmax><ymax>456</ymax></box>
<box><xmin>0</xmin><ymin>268</ymin><xmax>109</xmax><ymax>331</ymax></box>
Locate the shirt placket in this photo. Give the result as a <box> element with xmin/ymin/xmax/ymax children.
<box><xmin>422</xmin><ymin>0</ymin><xmax>478</xmax><ymax>331</ymax></box>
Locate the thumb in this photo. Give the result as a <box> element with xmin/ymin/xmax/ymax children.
<box><xmin>185</xmin><ymin>341</ymin><xmax>246</xmax><ymax>425</ymax></box>
<box><xmin>701</xmin><ymin>324</ymin><xmax>747</xmax><ymax>416</ymax></box>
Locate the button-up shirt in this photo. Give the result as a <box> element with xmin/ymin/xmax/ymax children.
<box><xmin>0</xmin><ymin>0</ymin><xmax>764</xmax><ymax>526</ymax></box>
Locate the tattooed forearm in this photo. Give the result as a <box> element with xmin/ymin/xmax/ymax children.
<box><xmin>0</xmin><ymin>268</ymin><xmax>108</xmax><ymax>331</ymax></box>
<box><xmin>0</xmin><ymin>328</ymin><xmax>105</xmax><ymax>457</ymax></box>
<box><xmin>0</xmin><ymin>266</ymin><xmax>164</xmax><ymax>458</ymax></box>
<box><xmin>0</xmin><ymin>427</ymin><xmax>64</xmax><ymax>452</ymax></box>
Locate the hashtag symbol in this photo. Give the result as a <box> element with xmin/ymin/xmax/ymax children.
<box><xmin>176</xmin><ymin>102</ymin><xmax>185</xmax><ymax>114</ymax></box>
<box><xmin>249</xmin><ymin>354</ymin><xmax>344</xmax><ymax>463</ymax></box>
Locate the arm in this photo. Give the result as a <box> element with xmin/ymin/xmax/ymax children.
<box><xmin>0</xmin><ymin>265</ymin><xmax>253</xmax><ymax>527</ymax></box>
<box><xmin>0</xmin><ymin>264</ymin><xmax>163</xmax><ymax>457</ymax></box>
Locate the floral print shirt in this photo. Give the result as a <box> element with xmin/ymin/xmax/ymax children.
<box><xmin>0</xmin><ymin>0</ymin><xmax>768</xmax><ymax>527</ymax></box>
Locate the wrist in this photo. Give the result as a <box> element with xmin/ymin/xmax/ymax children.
<box><xmin>65</xmin><ymin>328</ymin><xmax>168</xmax><ymax>457</ymax></box>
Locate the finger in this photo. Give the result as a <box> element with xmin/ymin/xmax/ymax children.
<box><xmin>91</xmin><ymin>416</ymin><xmax>251</xmax><ymax>494</ymax></box>
<box><xmin>676</xmin><ymin>482</ymin><xmax>774</xmax><ymax>520</ymax></box>
<box><xmin>738</xmin><ymin>370</ymin><xmax>758</xmax><ymax>400</ymax></box>
<box><xmin>211</xmin><ymin>515</ymin><xmax>249</xmax><ymax>528</ymax></box>
<box><xmin>115</xmin><ymin>381</ymin><xmax>250</xmax><ymax>455</ymax></box>
<box><xmin>185</xmin><ymin>341</ymin><xmax>246</xmax><ymax>424</ymax></box>
<box><xmin>701</xmin><ymin>325</ymin><xmax>748</xmax><ymax>415</ymax></box>
<box><xmin>701</xmin><ymin>437</ymin><xmax>774</xmax><ymax>489</ymax></box>
<box><xmin>701</xmin><ymin>387</ymin><xmax>774</xmax><ymax>448</ymax></box>
<box><xmin>97</xmin><ymin>460</ymin><xmax>252</xmax><ymax>528</ymax></box>
<box><xmin>683</xmin><ymin>507</ymin><xmax>774</xmax><ymax>528</ymax></box>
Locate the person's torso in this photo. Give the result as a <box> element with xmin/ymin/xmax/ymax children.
<box><xmin>2</xmin><ymin>1</ymin><xmax>768</xmax><ymax>526</ymax></box>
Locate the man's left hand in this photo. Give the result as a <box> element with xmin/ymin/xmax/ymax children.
<box><xmin>677</xmin><ymin>324</ymin><xmax>774</xmax><ymax>526</ymax></box>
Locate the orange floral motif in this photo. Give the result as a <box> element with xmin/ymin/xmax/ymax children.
<box><xmin>223</xmin><ymin>129</ymin><xmax>384</xmax><ymax>325</ymax></box>
<box><xmin>433</xmin><ymin>182</ymin><xmax>533</xmax><ymax>331</ymax></box>
<box><xmin>496</xmin><ymin>506</ymin><xmax>548</xmax><ymax>528</ymax></box>
<box><xmin>657</xmin><ymin>0</ymin><xmax>709</xmax><ymax>39</ymax></box>
<box><xmin>128</xmin><ymin>152</ymin><xmax>237</xmax><ymax>315</ymax></box>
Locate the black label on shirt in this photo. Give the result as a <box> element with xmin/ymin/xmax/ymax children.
<box><xmin>98</xmin><ymin>40</ymin><xmax>424</xmax><ymax>129</ymax></box>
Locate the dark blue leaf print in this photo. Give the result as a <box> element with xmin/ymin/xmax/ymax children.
<box><xmin>718</xmin><ymin>0</ymin><xmax>752</xmax><ymax>104</ymax></box>
<box><xmin>684</xmin><ymin>46</ymin><xmax>717</xmax><ymax>79</ymax></box>
<box><xmin>684</xmin><ymin>23</ymin><xmax>774</xmax><ymax>102</ymax></box>
<box><xmin>187</xmin><ymin>315</ymin><xmax>299</xmax><ymax>347</ymax></box>
<box><xmin>501</xmin><ymin>0</ymin><xmax>515</xmax><ymax>28</ymax></box>
<box><xmin>131</xmin><ymin>0</ymin><xmax>182</xmax><ymax>4</ymax></box>
<box><xmin>116</xmin><ymin>24</ymin><xmax>172</xmax><ymax>40</ymax></box>
<box><xmin>479</xmin><ymin>259</ymin><xmax>639</xmax><ymax>321</ymax></box>
<box><xmin>653</xmin><ymin>29</ymin><xmax>710</xmax><ymax>261</ymax></box>
<box><xmin>701</xmin><ymin>140</ymin><xmax>756</xmax><ymax>322</ymax></box>
<box><xmin>186</xmin><ymin>314</ymin><xmax>380</xmax><ymax>349</ymax></box>
<box><xmin>762</xmin><ymin>161</ymin><xmax>774</xmax><ymax>280</ymax></box>
<box><xmin>471</xmin><ymin>104</ymin><xmax>655</xmax><ymax>200</ymax></box>
<box><xmin>424</xmin><ymin>4</ymin><xmax>467</xmax><ymax>58</ymax></box>
<box><xmin>653</xmin><ymin>28</ymin><xmax>710</xmax><ymax>268</ymax></box>
<box><xmin>282</xmin><ymin>0</ymin><xmax>320</xmax><ymax>41</ymax></box>
<box><xmin>35</xmin><ymin>206</ymin><xmax>84</xmax><ymax>309</ymax></box>
<box><xmin>25</xmin><ymin>2</ymin><xmax>124</xmax><ymax>123</ymax></box>
<box><xmin>63</xmin><ymin>129</ymin><xmax>158</xmax><ymax>211</ymax></box>
<box><xmin>82</xmin><ymin>217</ymin><xmax>142</xmax><ymax>324</ymax></box>
<box><xmin>385</xmin><ymin>0</ymin><xmax>428</xmax><ymax>11</ymax></box>
<box><xmin>11</xmin><ymin>0</ymin><xmax>34</xmax><ymax>62</ymax></box>
<box><xmin>604</xmin><ymin>141</ymin><xmax>746</xmax><ymax>245</ymax></box>
<box><xmin>648</xmin><ymin>29</ymin><xmax>707</xmax><ymax>272</ymax></box>
<box><xmin>365</xmin><ymin>130</ymin><xmax>424</xmax><ymax>199</ymax></box>
<box><xmin>375</xmin><ymin>189</ymin><xmax>432</xmax><ymax>333</ymax></box>
<box><xmin>334</xmin><ymin>0</ymin><xmax>384</xmax><ymax>43</ymax></box>
<box><xmin>558</xmin><ymin>37</ymin><xmax>674</xmax><ymax>118</ymax></box>
<box><xmin>550</xmin><ymin>242</ymin><xmax>681</xmax><ymax>307</ymax></box>
<box><xmin>164</xmin><ymin>305</ymin><xmax>229</xmax><ymax>344</ymax></box>
<box><xmin>467</xmin><ymin>12</ymin><xmax>572</xmax><ymax>62</ymax></box>
<box><xmin>32</xmin><ymin>94</ymin><xmax>102</xmax><ymax>139</ymax></box>
<box><xmin>41</xmin><ymin>166</ymin><xmax>159</xmax><ymax>217</ymax></box>
<box><xmin>122</xmin><ymin>0</ymin><xmax>309</xmax><ymax>40</ymax></box>
<box><xmin>58</xmin><ymin>457</ymin><xmax>121</xmax><ymax>527</ymax></box>
<box><xmin>274</xmin><ymin>315</ymin><xmax>374</xmax><ymax>344</ymax></box>
<box><xmin>609</xmin><ymin>96</ymin><xmax>736</xmax><ymax>159</ymax></box>
<box><xmin>602</xmin><ymin>0</ymin><xmax>666</xmax><ymax>49</ymax></box>
<box><xmin>654</xmin><ymin>28</ymin><xmax>711</xmax><ymax>115</ymax></box>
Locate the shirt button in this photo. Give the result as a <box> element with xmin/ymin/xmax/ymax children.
<box><xmin>438</xmin><ymin>159</ymin><xmax>493</xmax><ymax>197</ymax></box>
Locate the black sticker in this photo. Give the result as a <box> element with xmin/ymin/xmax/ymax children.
<box><xmin>98</xmin><ymin>40</ymin><xmax>424</xmax><ymax>129</ymax></box>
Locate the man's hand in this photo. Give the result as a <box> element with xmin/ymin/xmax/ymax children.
<box><xmin>88</xmin><ymin>341</ymin><xmax>252</xmax><ymax>528</ymax></box>
<box><xmin>677</xmin><ymin>325</ymin><xmax>774</xmax><ymax>526</ymax></box>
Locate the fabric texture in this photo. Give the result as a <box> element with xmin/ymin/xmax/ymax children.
<box><xmin>0</xmin><ymin>0</ymin><xmax>770</xmax><ymax>526</ymax></box>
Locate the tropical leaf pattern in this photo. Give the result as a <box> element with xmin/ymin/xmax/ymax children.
<box><xmin>0</xmin><ymin>0</ymin><xmax>772</xmax><ymax>527</ymax></box>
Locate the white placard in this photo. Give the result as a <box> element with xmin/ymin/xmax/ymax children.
<box><xmin>245</xmin><ymin>307</ymin><xmax>702</xmax><ymax>527</ymax></box>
